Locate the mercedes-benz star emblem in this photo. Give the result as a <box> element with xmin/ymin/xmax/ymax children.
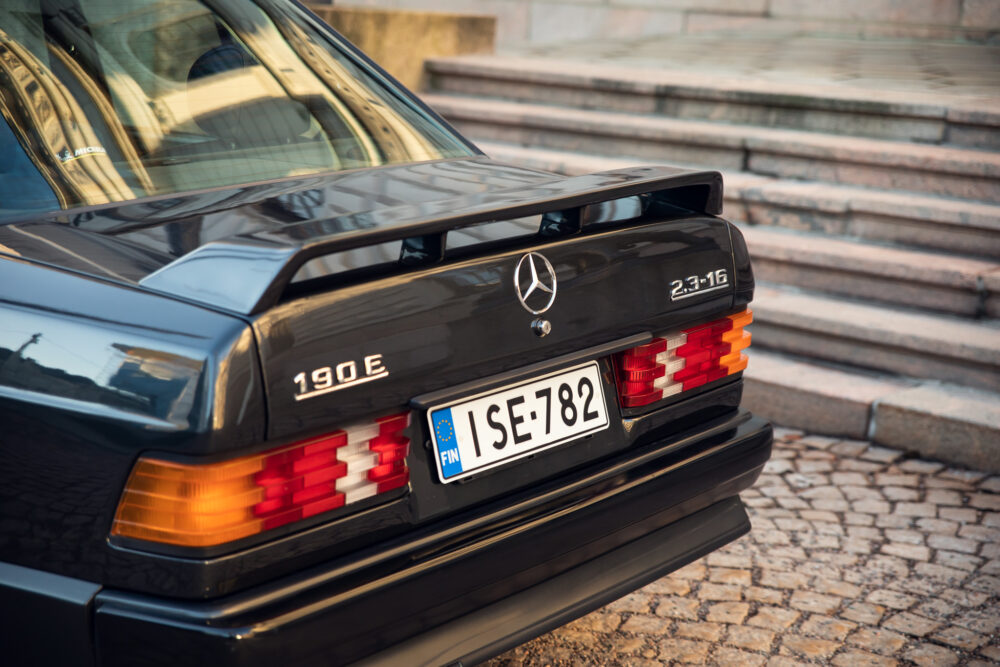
<box><xmin>514</xmin><ymin>252</ymin><xmax>557</xmax><ymax>315</ymax></box>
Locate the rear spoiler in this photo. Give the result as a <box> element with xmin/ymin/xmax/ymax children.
<box><xmin>139</xmin><ymin>166</ymin><xmax>722</xmax><ymax>315</ymax></box>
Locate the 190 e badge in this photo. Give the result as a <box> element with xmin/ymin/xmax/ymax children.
<box><xmin>670</xmin><ymin>268</ymin><xmax>729</xmax><ymax>301</ymax></box>
<box><xmin>293</xmin><ymin>354</ymin><xmax>388</xmax><ymax>401</ymax></box>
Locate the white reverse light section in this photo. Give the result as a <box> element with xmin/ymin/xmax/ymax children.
<box><xmin>336</xmin><ymin>422</ymin><xmax>382</xmax><ymax>504</ymax></box>
<box><xmin>652</xmin><ymin>332</ymin><xmax>687</xmax><ymax>397</ymax></box>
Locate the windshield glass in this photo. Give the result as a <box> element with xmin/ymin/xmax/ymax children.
<box><xmin>0</xmin><ymin>0</ymin><xmax>474</xmax><ymax>221</ymax></box>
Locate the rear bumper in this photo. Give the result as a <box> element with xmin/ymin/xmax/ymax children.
<box><xmin>6</xmin><ymin>413</ymin><xmax>771</xmax><ymax>667</ymax></box>
<box><xmin>94</xmin><ymin>413</ymin><xmax>770</xmax><ymax>666</ymax></box>
<box><xmin>360</xmin><ymin>496</ymin><xmax>750</xmax><ymax>667</ymax></box>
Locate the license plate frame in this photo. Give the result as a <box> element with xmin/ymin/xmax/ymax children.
<box><xmin>427</xmin><ymin>361</ymin><xmax>610</xmax><ymax>483</ymax></box>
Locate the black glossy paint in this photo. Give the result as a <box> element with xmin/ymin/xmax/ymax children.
<box><xmin>93</xmin><ymin>416</ymin><xmax>771</xmax><ymax>667</ymax></box>
<box><xmin>0</xmin><ymin>255</ymin><xmax>266</xmax><ymax>595</ymax></box>
<box><xmin>0</xmin><ymin>36</ymin><xmax>769</xmax><ymax>664</ymax></box>
<box><xmin>730</xmin><ymin>223</ymin><xmax>756</xmax><ymax>310</ymax></box>
<box><xmin>0</xmin><ymin>562</ymin><xmax>101</xmax><ymax>667</ymax></box>
<box><xmin>0</xmin><ymin>149</ymin><xmax>753</xmax><ymax>602</ymax></box>
<box><xmin>101</xmin><ymin>375</ymin><xmax>747</xmax><ymax>600</ymax></box>
<box><xmin>0</xmin><ymin>157</ymin><xmax>762</xmax><ymax>615</ymax></box>
<box><xmin>257</xmin><ymin>214</ymin><xmax>734</xmax><ymax>440</ymax></box>
<box><xmin>0</xmin><ymin>158</ymin><xmax>554</xmax><ymax>285</ymax></box>
<box><xmin>140</xmin><ymin>165</ymin><xmax>721</xmax><ymax>314</ymax></box>
<box><xmin>363</xmin><ymin>498</ymin><xmax>751</xmax><ymax>667</ymax></box>
<box><xmin>0</xmin><ymin>14</ymin><xmax>767</xmax><ymax>662</ymax></box>
<box><xmin>0</xmin><ymin>158</ymin><xmax>722</xmax><ymax>316</ymax></box>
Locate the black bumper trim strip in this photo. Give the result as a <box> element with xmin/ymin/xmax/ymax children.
<box><xmin>358</xmin><ymin>496</ymin><xmax>749</xmax><ymax>667</ymax></box>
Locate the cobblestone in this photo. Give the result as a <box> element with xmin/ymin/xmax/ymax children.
<box><xmin>783</xmin><ymin>633</ymin><xmax>839</xmax><ymax>659</ymax></box>
<box><xmin>725</xmin><ymin>625</ymin><xmax>775</xmax><ymax>652</ymax></box>
<box><xmin>746</xmin><ymin>606</ymin><xmax>799</xmax><ymax>631</ymax></box>
<box><xmin>832</xmin><ymin>650</ymin><xmax>896</xmax><ymax>666</ymax></box>
<box><xmin>848</xmin><ymin>626</ymin><xmax>907</xmax><ymax>655</ymax></box>
<box><xmin>487</xmin><ymin>431</ymin><xmax>1000</xmax><ymax>666</ymax></box>
<box><xmin>789</xmin><ymin>590</ymin><xmax>842</xmax><ymax>614</ymax></box>
<box><xmin>842</xmin><ymin>601</ymin><xmax>885</xmax><ymax>625</ymax></box>
<box><xmin>706</xmin><ymin>602</ymin><xmax>749</xmax><ymax>625</ymax></box>
<box><xmin>867</xmin><ymin>589</ymin><xmax>917</xmax><ymax>610</ymax></box>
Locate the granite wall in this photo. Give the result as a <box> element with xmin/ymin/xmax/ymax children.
<box><xmin>319</xmin><ymin>0</ymin><xmax>999</xmax><ymax>45</ymax></box>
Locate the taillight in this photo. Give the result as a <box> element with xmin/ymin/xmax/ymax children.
<box><xmin>111</xmin><ymin>412</ymin><xmax>410</xmax><ymax>547</ymax></box>
<box><xmin>614</xmin><ymin>310</ymin><xmax>752</xmax><ymax>409</ymax></box>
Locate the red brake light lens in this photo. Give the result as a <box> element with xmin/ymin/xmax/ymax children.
<box><xmin>614</xmin><ymin>309</ymin><xmax>752</xmax><ymax>408</ymax></box>
<box><xmin>111</xmin><ymin>412</ymin><xmax>410</xmax><ymax>547</ymax></box>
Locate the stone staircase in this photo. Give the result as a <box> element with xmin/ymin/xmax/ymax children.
<box><xmin>420</xmin><ymin>48</ymin><xmax>1000</xmax><ymax>472</ymax></box>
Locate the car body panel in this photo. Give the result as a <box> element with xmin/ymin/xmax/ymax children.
<box><xmin>92</xmin><ymin>415</ymin><xmax>771</xmax><ymax>667</ymax></box>
<box><xmin>0</xmin><ymin>256</ymin><xmax>267</xmax><ymax>600</ymax></box>
<box><xmin>255</xmin><ymin>213</ymin><xmax>734</xmax><ymax>440</ymax></box>
<box><xmin>0</xmin><ymin>160</ymin><xmax>753</xmax><ymax>602</ymax></box>
<box><xmin>0</xmin><ymin>0</ymin><xmax>770</xmax><ymax>663</ymax></box>
<box><xmin>0</xmin><ymin>158</ymin><xmax>551</xmax><ymax>282</ymax></box>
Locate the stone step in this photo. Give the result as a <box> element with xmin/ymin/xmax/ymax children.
<box><xmin>743</xmin><ymin>226</ymin><xmax>999</xmax><ymax>318</ymax></box>
<box><xmin>742</xmin><ymin>349</ymin><xmax>910</xmax><ymax>442</ymax></box>
<box><xmin>476</xmin><ymin>140</ymin><xmax>1000</xmax><ymax>260</ymax></box>
<box><xmin>751</xmin><ymin>286</ymin><xmax>1000</xmax><ymax>393</ymax></box>
<box><xmin>427</xmin><ymin>55</ymin><xmax>1000</xmax><ymax>148</ymax></box>
<box><xmin>871</xmin><ymin>383</ymin><xmax>1000</xmax><ymax>474</ymax></box>
<box><xmin>742</xmin><ymin>350</ymin><xmax>1000</xmax><ymax>473</ymax></box>
<box><xmin>423</xmin><ymin>93</ymin><xmax>1000</xmax><ymax>203</ymax></box>
<box><xmin>736</xmin><ymin>179</ymin><xmax>1000</xmax><ymax>262</ymax></box>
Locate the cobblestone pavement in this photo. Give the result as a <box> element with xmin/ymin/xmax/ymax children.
<box><xmin>486</xmin><ymin>428</ymin><xmax>1000</xmax><ymax>666</ymax></box>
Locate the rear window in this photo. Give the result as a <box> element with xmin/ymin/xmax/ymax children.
<box><xmin>0</xmin><ymin>0</ymin><xmax>473</xmax><ymax>221</ymax></box>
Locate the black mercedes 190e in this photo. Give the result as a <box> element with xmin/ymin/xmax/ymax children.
<box><xmin>0</xmin><ymin>1</ymin><xmax>771</xmax><ymax>664</ymax></box>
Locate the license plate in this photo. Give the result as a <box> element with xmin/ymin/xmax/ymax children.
<box><xmin>428</xmin><ymin>362</ymin><xmax>610</xmax><ymax>483</ymax></box>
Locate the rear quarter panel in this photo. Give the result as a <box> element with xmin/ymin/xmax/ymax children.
<box><xmin>0</xmin><ymin>256</ymin><xmax>264</xmax><ymax>590</ymax></box>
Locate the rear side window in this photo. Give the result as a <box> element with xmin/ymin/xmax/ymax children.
<box><xmin>0</xmin><ymin>0</ymin><xmax>473</xmax><ymax>221</ymax></box>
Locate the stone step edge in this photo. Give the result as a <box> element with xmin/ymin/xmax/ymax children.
<box><xmin>744</xmin><ymin>225</ymin><xmax>999</xmax><ymax>290</ymax></box>
<box><xmin>475</xmin><ymin>140</ymin><xmax>1000</xmax><ymax>236</ymax></box>
<box><xmin>751</xmin><ymin>283</ymin><xmax>1000</xmax><ymax>392</ymax></box>
<box><xmin>424</xmin><ymin>93</ymin><xmax>1000</xmax><ymax>180</ymax></box>
<box><xmin>743</xmin><ymin>350</ymin><xmax>1000</xmax><ymax>473</ymax></box>
<box><xmin>752</xmin><ymin>284</ymin><xmax>1000</xmax><ymax>368</ymax></box>
<box><xmin>743</xmin><ymin>226</ymin><xmax>999</xmax><ymax>318</ymax></box>
<box><xmin>426</xmin><ymin>55</ymin><xmax>1000</xmax><ymax>128</ymax></box>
